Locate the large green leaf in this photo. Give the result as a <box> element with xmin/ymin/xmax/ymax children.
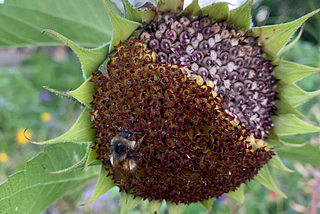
<box><xmin>0</xmin><ymin>143</ymin><xmax>98</xmax><ymax>214</ymax></box>
<box><xmin>0</xmin><ymin>0</ymin><xmax>121</xmax><ymax>48</ymax></box>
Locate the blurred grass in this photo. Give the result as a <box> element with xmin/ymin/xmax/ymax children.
<box><xmin>0</xmin><ymin>47</ymin><xmax>83</xmax><ymax>182</ymax></box>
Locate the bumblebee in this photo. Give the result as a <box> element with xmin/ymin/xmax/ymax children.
<box><xmin>109</xmin><ymin>131</ymin><xmax>144</xmax><ymax>183</ymax></box>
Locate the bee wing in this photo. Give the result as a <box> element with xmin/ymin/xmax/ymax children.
<box><xmin>134</xmin><ymin>134</ymin><xmax>146</xmax><ymax>150</ymax></box>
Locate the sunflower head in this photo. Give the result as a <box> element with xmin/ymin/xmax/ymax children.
<box><xmin>28</xmin><ymin>0</ymin><xmax>320</xmax><ymax>213</ymax></box>
<box><xmin>91</xmin><ymin>38</ymin><xmax>274</xmax><ymax>204</ymax></box>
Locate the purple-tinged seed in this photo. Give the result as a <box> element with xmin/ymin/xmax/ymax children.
<box><xmin>229</xmin><ymin>71</ymin><xmax>239</xmax><ymax>82</ymax></box>
<box><xmin>160</xmin><ymin>39</ymin><xmax>172</xmax><ymax>53</ymax></box>
<box><xmin>165</xmin><ymin>30</ymin><xmax>177</xmax><ymax>41</ymax></box>
<box><xmin>180</xmin><ymin>31</ymin><xmax>190</xmax><ymax>44</ymax></box>
<box><xmin>234</xmin><ymin>82</ymin><xmax>244</xmax><ymax>94</ymax></box>
<box><xmin>179</xmin><ymin>16</ymin><xmax>190</xmax><ymax>27</ymax></box>
<box><xmin>218</xmin><ymin>66</ymin><xmax>229</xmax><ymax>79</ymax></box>
<box><xmin>157</xmin><ymin>52</ymin><xmax>168</xmax><ymax>64</ymax></box>
<box><xmin>221</xmin><ymin>52</ymin><xmax>230</xmax><ymax>65</ymax></box>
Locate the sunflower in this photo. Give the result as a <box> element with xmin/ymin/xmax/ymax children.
<box><xmin>29</xmin><ymin>0</ymin><xmax>320</xmax><ymax>213</ymax></box>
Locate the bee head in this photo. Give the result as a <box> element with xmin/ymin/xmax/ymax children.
<box><xmin>109</xmin><ymin>138</ymin><xmax>130</xmax><ymax>162</ymax></box>
<box><xmin>115</xmin><ymin>141</ymin><xmax>129</xmax><ymax>156</ymax></box>
<box><xmin>109</xmin><ymin>131</ymin><xmax>145</xmax><ymax>165</ymax></box>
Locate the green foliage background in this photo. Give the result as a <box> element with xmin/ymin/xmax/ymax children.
<box><xmin>0</xmin><ymin>0</ymin><xmax>319</xmax><ymax>213</ymax></box>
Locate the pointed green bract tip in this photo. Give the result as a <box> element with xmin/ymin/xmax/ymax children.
<box><xmin>251</xmin><ymin>9</ymin><xmax>320</xmax><ymax>59</ymax></box>
<box><xmin>199</xmin><ymin>198</ymin><xmax>215</xmax><ymax>212</ymax></box>
<box><xmin>202</xmin><ymin>2</ymin><xmax>229</xmax><ymax>20</ymax></box>
<box><xmin>157</xmin><ymin>0</ymin><xmax>184</xmax><ymax>14</ymax></box>
<box><xmin>28</xmin><ymin>107</ymin><xmax>95</xmax><ymax>145</ymax></box>
<box><xmin>120</xmin><ymin>192</ymin><xmax>143</xmax><ymax>214</ymax></box>
<box><xmin>268</xmin><ymin>153</ymin><xmax>294</xmax><ymax>173</ymax></box>
<box><xmin>278</xmin><ymin>24</ymin><xmax>304</xmax><ymax>58</ymax></box>
<box><xmin>273</xmin><ymin>114</ymin><xmax>320</xmax><ymax>135</ymax></box>
<box><xmin>254</xmin><ymin>165</ymin><xmax>287</xmax><ymax>198</ymax></box>
<box><xmin>227</xmin><ymin>186</ymin><xmax>244</xmax><ymax>203</ymax></box>
<box><xmin>43</xmin><ymin>86</ymin><xmax>70</xmax><ymax>100</ymax></box>
<box><xmin>280</xmin><ymin>84</ymin><xmax>320</xmax><ymax>107</ymax></box>
<box><xmin>67</xmin><ymin>78</ymin><xmax>95</xmax><ymax>108</ymax></box>
<box><xmin>103</xmin><ymin>0</ymin><xmax>141</xmax><ymax>52</ymax></box>
<box><xmin>275</xmin><ymin>60</ymin><xmax>320</xmax><ymax>87</ymax></box>
<box><xmin>148</xmin><ymin>200</ymin><xmax>163</xmax><ymax>214</ymax></box>
<box><xmin>84</xmin><ymin>148</ymin><xmax>100</xmax><ymax>169</ymax></box>
<box><xmin>178</xmin><ymin>0</ymin><xmax>201</xmax><ymax>17</ymax></box>
<box><xmin>275</xmin><ymin>95</ymin><xmax>302</xmax><ymax>116</ymax></box>
<box><xmin>167</xmin><ymin>201</ymin><xmax>187</xmax><ymax>214</ymax></box>
<box><xmin>86</xmin><ymin>166</ymin><xmax>115</xmax><ymax>205</ymax></box>
<box><xmin>122</xmin><ymin>0</ymin><xmax>143</xmax><ymax>23</ymax></box>
<box><xmin>228</xmin><ymin>0</ymin><xmax>253</xmax><ymax>29</ymax></box>
<box><xmin>42</xmin><ymin>144</ymin><xmax>91</xmax><ymax>174</ymax></box>
<box><xmin>43</xmin><ymin>30</ymin><xmax>109</xmax><ymax>79</ymax></box>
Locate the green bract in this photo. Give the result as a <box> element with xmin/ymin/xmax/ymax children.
<box><xmin>0</xmin><ymin>0</ymin><xmax>320</xmax><ymax>213</ymax></box>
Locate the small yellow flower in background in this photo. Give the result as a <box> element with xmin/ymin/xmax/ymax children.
<box><xmin>0</xmin><ymin>153</ymin><xmax>8</xmax><ymax>163</ymax></box>
<box><xmin>40</xmin><ymin>112</ymin><xmax>52</xmax><ymax>122</ymax></box>
<box><xmin>16</xmin><ymin>129</ymin><xmax>32</xmax><ymax>145</ymax></box>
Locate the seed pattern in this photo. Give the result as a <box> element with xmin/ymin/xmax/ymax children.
<box><xmin>91</xmin><ymin>40</ymin><xmax>274</xmax><ymax>204</ymax></box>
<box><xmin>139</xmin><ymin>15</ymin><xmax>277</xmax><ymax>140</ymax></box>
